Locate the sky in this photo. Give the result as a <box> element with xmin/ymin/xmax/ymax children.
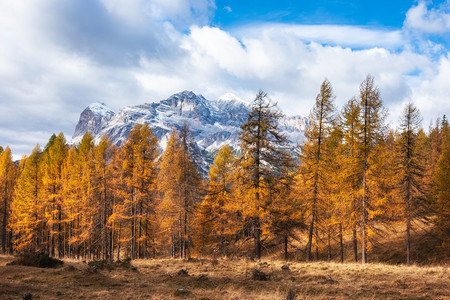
<box><xmin>1</xmin><ymin>0</ymin><xmax>449</xmax><ymax>159</ymax></box>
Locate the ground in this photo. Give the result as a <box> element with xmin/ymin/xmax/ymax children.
<box><xmin>0</xmin><ymin>255</ymin><xmax>448</xmax><ymax>299</ymax></box>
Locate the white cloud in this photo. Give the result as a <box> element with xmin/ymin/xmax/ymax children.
<box><xmin>238</xmin><ymin>24</ymin><xmax>405</xmax><ymax>49</ymax></box>
<box><xmin>405</xmin><ymin>1</ymin><xmax>450</xmax><ymax>33</ymax></box>
<box><xmin>0</xmin><ymin>0</ymin><xmax>449</xmax><ymax>158</ymax></box>
<box><xmin>99</xmin><ymin>0</ymin><xmax>215</xmax><ymax>28</ymax></box>
<box><xmin>410</xmin><ymin>53</ymin><xmax>450</xmax><ymax>123</ymax></box>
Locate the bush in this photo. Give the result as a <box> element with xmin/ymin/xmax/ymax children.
<box><xmin>8</xmin><ymin>252</ymin><xmax>64</xmax><ymax>268</ymax></box>
<box><xmin>87</xmin><ymin>258</ymin><xmax>131</xmax><ymax>271</ymax></box>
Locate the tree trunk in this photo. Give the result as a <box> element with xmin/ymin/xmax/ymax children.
<box><xmin>254</xmin><ymin>226</ymin><xmax>261</xmax><ymax>259</ymax></box>
<box><xmin>131</xmin><ymin>199</ymin><xmax>135</xmax><ymax>260</ymax></box>
<box><xmin>284</xmin><ymin>234</ymin><xmax>288</xmax><ymax>260</ymax></box>
<box><xmin>327</xmin><ymin>230</ymin><xmax>331</xmax><ymax>261</ymax></box>
<box><xmin>339</xmin><ymin>223</ymin><xmax>344</xmax><ymax>263</ymax></box>
<box><xmin>58</xmin><ymin>206</ymin><xmax>62</xmax><ymax>258</ymax></box>
<box><xmin>102</xmin><ymin>185</ymin><xmax>107</xmax><ymax>260</ymax></box>
<box><xmin>117</xmin><ymin>222</ymin><xmax>121</xmax><ymax>261</ymax></box>
<box><xmin>352</xmin><ymin>226</ymin><xmax>357</xmax><ymax>262</ymax></box>
<box><xmin>406</xmin><ymin>183</ymin><xmax>411</xmax><ymax>265</ymax></box>
<box><xmin>362</xmin><ymin>159</ymin><xmax>367</xmax><ymax>265</ymax></box>
<box><xmin>2</xmin><ymin>183</ymin><xmax>8</xmax><ymax>254</ymax></box>
<box><xmin>184</xmin><ymin>209</ymin><xmax>188</xmax><ymax>259</ymax></box>
<box><xmin>306</xmin><ymin>211</ymin><xmax>315</xmax><ymax>261</ymax></box>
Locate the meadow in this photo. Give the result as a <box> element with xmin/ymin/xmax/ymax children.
<box><xmin>0</xmin><ymin>255</ymin><xmax>448</xmax><ymax>299</ymax></box>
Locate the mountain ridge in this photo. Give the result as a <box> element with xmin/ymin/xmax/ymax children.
<box><xmin>72</xmin><ymin>91</ymin><xmax>308</xmax><ymax>169</ymax></box>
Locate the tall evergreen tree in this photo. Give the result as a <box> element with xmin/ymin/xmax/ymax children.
<box><xmin>61</xmin><ymin>145</ymin><xmax>82</xmax><ymax>257</ymax></box>
<box><xmin>42</xmin><ymin>133</ymin><xmax>68</xmax><ymax>257</ymax></box>
<box><xmin>11</xmin><ymin>145</ymin><xmax>44</xmax><ymax>252</ymax></box>
<box><xmin>396</xmin><ymin>103</ymin><xmax>426</xmax><ymax>264</ymax></box>
<box><xmin>119</xmin><ymin>124</ymin><xmax>159</xmax><ymax>259</ymax></box>
<box><xmin>239</xmin><ymin>90</ymin><xmax>294</xmax><ymax>259</ymax></box>
<box><xmin>341</xmin><ymin>97</ymin><xmax>363</xmax><ymax>262</ymax></box>
<box><xmin>195</xmin><ymin>145</ymin><xmax>237</xmax><ymax>255</ymax></box>
<box><xmin>93</xmin><ymin>135</ymin><xmax>115</xmax><ymax>260</ymax></box>
<box><xmin>433</xmin><ymin>116</ymin><xmax>450</xmax><ymax>257</ymax></box>
<box><xmin>300</xmin><ymin>80</ymin><xmax>337</xmax><ymax>261</ymax></box>
<box><xmin>357</xmin><ymin>75</ymin><xmax>386</xmax><ymax>264</ymax></box>
<box><xmin>158</xmin><ymin>129</ymin><xmax>201</xmax><ymax>258</ymax></box>
<box><xmin>0</xmin><ymin>147</ymin><xmax>17</xmax><ymax>254</ymax></box>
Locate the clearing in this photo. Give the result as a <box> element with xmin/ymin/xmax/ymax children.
<box><xmin>0</xmin><ymin>255</ymin><xmax>448</xmax><ymax>299</ymax></box>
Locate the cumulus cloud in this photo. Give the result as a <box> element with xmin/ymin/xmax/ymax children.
<box><xmin>405</xmin><ymin>1</ymin><xmax>450</xmax><ymax>33</ymax></box>
<box><xmin>0</xmin><ymin>0</ymin><xmax>449</xmax><ymax>159</ymax></box>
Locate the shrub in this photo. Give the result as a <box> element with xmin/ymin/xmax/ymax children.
<box><xmin>8</xmin><ymin>252</ymin><xmax>64</xmax><ymax>268</ymax></box>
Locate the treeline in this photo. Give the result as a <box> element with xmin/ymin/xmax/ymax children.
<box><xmin>0</xmin><ymin>76</ymin><xmax>448</xmax><ymax>264</ymax></box>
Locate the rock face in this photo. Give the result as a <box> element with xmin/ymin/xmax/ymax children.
<box><xmin>71</xmin><ymin>91</ymin><xmax>308</xmax><ymax>170</ymax></box>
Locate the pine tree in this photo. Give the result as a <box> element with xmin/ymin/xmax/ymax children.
<box><xmin>267</xmin><ymin>174</ymin><xmax>303</xmax><ymax>260</ymax></box>
<box><xmin>42</xmin><ymin>133</ymin><xmax>68</xmax><ymax>257</ymax></box>
<box><xmin>119</xmin><ymin>124</ymin><xmax>159</xmax><ymax>259</ymax></box>
<box><xmin>396</xmin><ymin>103</ymin><xmax>426</xmax><ymax>264</ymax></box>
<box><xmin>433</xmin><ymin>116</ymin><xmax>450</xmax><ymax>257</ymax></box>
<box><xmin>157</xmin><ymin>128</ymin><xmax>201</xmax><ymax>258</ymax></box>
<box><xmin>195</xmin><ymin>145</ymin><xmax>237</xmax><ymax>255</ymax></box>
<box><xmin>61</xmin><ymin>145</ymin><xmax>82</xmax><ymax>258</ymax></box>
<box><xmin>300</xmin><ymin>80</ymin><xmax>337</xmax><ymax>261</ymax></box>
<box><xmin>0</xmin><ymin>147</ymin><xmax>17</xmax><ymax>254</ymax></box>
<box><xmin>11</xmin><ymin>145</ymin><xmax>44</xmax><ymax>252</ymax></box>
<box><xmin>357</xmin><ymin>75</ymin><xmax>386</xmax><ymax>264</ymax></box>
<box><xmin>239</xmin><ymin>90</ymin><xmax>294</xmax><ymax>259</ymax></box>
<box><xmin>322</xmin><ymin>121</ymin><xmax>346</xmax><ymax>262</ymax></box>
<box><xmin>93</xmin><ymin>135</ymin><xmax>115</xmax><ymax>260</ymax></box>
<box><xmin>77</xmin><ymin>133</ymin><xmax>95</xmax><ymax>258</ymax></box>
<box><xmin>341</xmin><ymin>97</ymin><xmax>362</xmax><ymax>262</ymax></box>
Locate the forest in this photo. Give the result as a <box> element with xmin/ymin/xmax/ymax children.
<box><xmin>0</xmin><ymin>75</ymin><xmax>448</xmax><ymax>265</ymax></box>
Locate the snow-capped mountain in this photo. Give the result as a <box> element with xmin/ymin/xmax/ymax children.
<box><xmin>72</xmin><ymin>91</ymin><xmax>308</xmax><ymax>168</ymax></box>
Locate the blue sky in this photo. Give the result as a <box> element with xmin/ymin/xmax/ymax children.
<box><xmin>0</xmin><ymin>0</ymin><xmax>449</xmax><ymax>159</ymax></box>
<box><xmin>214</xmin><ymin>0</ymin><xmax>415</xmax><ymax>28</ymax></box>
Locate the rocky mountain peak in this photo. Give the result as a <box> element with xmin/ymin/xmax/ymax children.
<box><xmin>73</xmin><ymin>102</ymin><xmax>116</xmax><ymax>137</ymax></box>
<box><xmin>71</xmin><ymin>91</ymin><xmax>307</xmax><ymax>171</ymax></box>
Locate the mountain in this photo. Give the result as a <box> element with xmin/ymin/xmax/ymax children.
<box><xmin>72</xmin><ymin>91</ymin><xmax>308</xmax><ymax>169</ymax></box>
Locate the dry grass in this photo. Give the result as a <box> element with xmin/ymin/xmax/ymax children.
<box><xmin>0</xmin><ymin>255</ymin><xmax>448</xmax><ymax>299</ymax></box>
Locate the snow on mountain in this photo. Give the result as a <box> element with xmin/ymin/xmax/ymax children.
<box><xmin>71</xmin><ymin>91</ymin><xmax>307</xmax><ymax>170</ymax></box>
<box><xmin>72</xmin><ymin>102</ymin><xmax>116</xmax><ymax>144</ymax></box>
<box><xmin>217</xmin><ymin>92</ymin><xmax>248</xmax><ymax>104</ymax></box>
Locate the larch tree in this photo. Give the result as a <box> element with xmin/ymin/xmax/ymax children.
<box><xmin>357</xmin><ymin>75</ymin><xmax>386</xmax><ymax>264</ymax></box>
<box><xmin>341</xmin><ymin>97</ymin><xmax>362</xmax><ymax>262</ymax></box>
<box><xmin>323</xmin><ymin>121</ymin><xmax>346</xmax><ymax>262</ymax></box>
<box><xmin>157</xmin><ymin>128</ymin><xmax>201</xmax><ymax>258</ymax></box>
<box><xmin>396</xmin><ymin>103</ymin><xmax>426</xmax><ymax>264</ymax></box>
<box><xmin>0</xmin><ymin>147</ymin><xmax>17</xmax><ymax>254</ymax></box>
<box><xmin>239</xmin><ymin>90</ymin><xmax>293</xmax><ymax>259</ymax></box>
<box><xmin>119</xmin><ymin>124</ymin><xmax>159</xmax><ymax>259</ymax></box>
<box><xmin>300</xmin><ymin>80</ymin><xmax>337</xmax><ymax>261</ymax></box>
<box><xmin>195</xmin><ymin>145</ymin><xmax>237</xmax><ymax>255</ymax></box>
<box><xmin>93</xmin><ymin>135</ymin><xmax>115</xmax><ymax>260</ymax></box>
<box><xmin>433</xmin><ymin>116</ymin><xmax>450</xmax><ymax>257</ymax></box>
<box><xmin>61</xmin><ymin>145</ymin><xmax>82</xmax><ymax>257</ymax></box>
<box><xmin>157</xmin><ymin>130</ymin><xmax>181</xmax><ymax>257</ymax></box>
<box><xmin>78</xmin><ymin>133</ymin><xmax>96</xmax><ymax>258</ymax></box>
<box><xmin>42</xmin><ymin>133</ymin><xmax>68</xmax><ymax>257</ymax></box>
<box><xmin>11</xmin><ymin>145</ymin><xmax>44</xmax><ymax>252</ymax></box>
<box><xmin>267</xmin><ymin>173</ymin><xmax>303</xmax><ymax>260</ymax></box>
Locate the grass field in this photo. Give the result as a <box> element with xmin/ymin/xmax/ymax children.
<box><xmin>0</xmin><ymin>255</ymin><xmax>448</xmax><ymax>299</ymax></box>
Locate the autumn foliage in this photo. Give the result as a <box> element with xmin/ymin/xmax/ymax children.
<box><xmin>1</xmin><ymin>78</ymin><xmax>449</xmax><ymax>264</ymax></box>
